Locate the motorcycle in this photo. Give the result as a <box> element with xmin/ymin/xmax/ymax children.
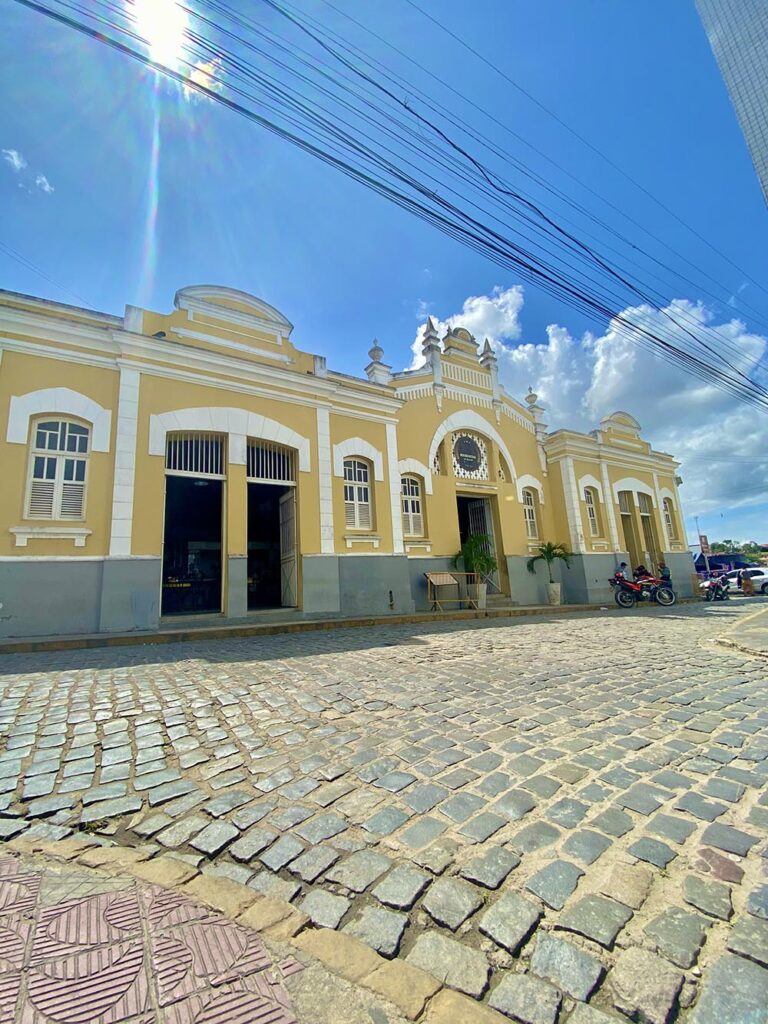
<box><xmin>701</xmin><ymin>575</ymin><xmax>730</xmax><ymax>602</ymax></box>
<box><xmin>609</xmin><ymin>573</ymin><xmax>676</xmax><ymax>608</ymax></box>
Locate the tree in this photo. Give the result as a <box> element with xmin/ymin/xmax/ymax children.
<box><xmin>526</xmin><ymin>542</ymin><xmax>572</xmax><ymax>584</ymax></box>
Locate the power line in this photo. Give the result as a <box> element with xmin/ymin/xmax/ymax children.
<box><xmin>0</xmin><ymin>240</ymin><xmax>95</xmax><ymax>309</ymax></box>
<box><xmin>400</xmin><ymin>0</ymin><xmax>768</xmax><ymax>302</ymax></box>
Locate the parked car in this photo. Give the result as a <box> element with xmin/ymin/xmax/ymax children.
<box><xmin>722</xmin><ymin>568</ymin><xmax>768</xmax><ymax>594</ymax></box>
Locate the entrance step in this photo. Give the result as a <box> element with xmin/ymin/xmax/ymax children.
<box><xmin>486</xmin><ymin>594</ymin><xmax>519</xmax><ymax>607</ymax></box>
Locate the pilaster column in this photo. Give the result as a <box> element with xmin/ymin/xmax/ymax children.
<box><xmin>317</xmin><ymin>407</ymin><xmax>334</xmax><ymax>553</ymax></box>
<box><xmin>109</xmin><ymin>366</ymin><xmax>140</xmax><ymax>557</ymax></box>
<box><xmin>599</xmin><ymin>461</ymin><xmax>622</xmax><ymax>552</ymax></box>
<box><xmin>653</xmin><ymin>471</ymin><xmax>671</xmax><ymax>551</ymax></box>
<box><xmin>560</xmin><ymin>457</ymin><xmax>584</xmax><ymax>553</ymax></box>
<box><xmin>386</xmin><ymin>422</ymin><xmax>404</xmax><ymax>554</ymax></box>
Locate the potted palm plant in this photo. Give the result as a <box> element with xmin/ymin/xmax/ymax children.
<box><xmin>454</xmin><ymin>535</ymin><xmax>497</xmax><ymax>609</ymax></box>
<box><xmin>527</xmin><ymin>542</ymin><xmax>572</xmax><ymax>605</ymax></box>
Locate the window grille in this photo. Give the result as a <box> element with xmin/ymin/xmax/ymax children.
<box><xmin>618</xmin><ymin>491</ymin><xmax>633</xmax><ymax>515</ymax></box>
<box><xmin>522</xmin><ymin>489</ymin><xmax>539</xmax><ymax>539</ymax></box>
<box><xmin>247</xmin><ymin>440</ymin><xmax>296</xmax><ymax>484</ymax></box>
<box><xmin>451</xmin><ymin>431</ymin><xmax>489</xmax><ymax>480</ymax></box>
<box><xmin>343</xmin><ymin>458</ymin><xmax>372</xmax><ymax>529</ymax></box>
<box><xmin>584</xmin><ymin>488</ymin><xmax>600</xmax><ymax>537</ymax></box>
<box><xmin>25</xmin><ymin>419</ymin><xmax>89</xmax><ymax>520</ymax></box>
<box><xmin>401</xmin><ymin>476</ymin><xmax>424</xmax><ymax>537</ymax></box>
<box><xmin>663</xmin><ymin>498</ymin><xmax>678</xmax><ymax>541</ymax></box>
<box><xmin>432</xmin><ymin>445</ymin><xmax>442</xmax><ymax>475</ymax></box>
<box><xmin>165</xmin><ymin>433</ymin><xmax>225</xmax><ymax>478</ymax></box>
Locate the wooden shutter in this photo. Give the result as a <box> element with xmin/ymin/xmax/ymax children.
<box><xmin>27</xmin><ymin>479</ymin><xmax>55</xmax><ymax>518</ymax></box>
<box><xmin>60</xmin><ymin>482</ymin><xmax>85</xmax><ymax>519</ymax></box>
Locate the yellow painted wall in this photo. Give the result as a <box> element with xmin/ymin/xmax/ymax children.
<box><xmin>0</xmin><ymin>351</ymin><xmax>118</xmax><ymax>556</ymax></box>
<box><xmin>329</xmin><ymin>413</ymin><xmax>392</xmax><ymax>553</ymax></box>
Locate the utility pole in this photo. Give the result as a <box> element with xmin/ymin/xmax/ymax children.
<box><xmin>694</xmin><ymin>516</ymin><xmax>710</xmax><ymax>573</ymax></box>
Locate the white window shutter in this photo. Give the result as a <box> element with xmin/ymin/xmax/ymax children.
<box><xmin>60</xmin><ymin>482</ymin><xmax>86</xmax><ymax>519</ymax></box>
<box><xmin>27</xmin><ymin>479</ymin><xmax>55</xmax><ymax>518</ymax></box>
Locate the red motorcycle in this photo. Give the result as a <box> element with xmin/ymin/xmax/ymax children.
<box><xmin>609</xmin><ymin>572</ymin><xmax>676</xmax><ymax>608</ymax></box>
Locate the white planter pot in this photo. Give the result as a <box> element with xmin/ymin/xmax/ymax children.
<box><xmin>467</xmin><ymin>583</ymin><xmax>488</xmax><ymax>609</ymax></box>
<box><xmin>545</xmin><ymin>582</ymin><xmax>561</xmax><ymax>606</ymax></box>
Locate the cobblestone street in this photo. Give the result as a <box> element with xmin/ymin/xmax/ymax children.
<box><xmin>1</xmin><ymin>603</ymin><xmax>768</xmax><ymax>1023</ymax></box>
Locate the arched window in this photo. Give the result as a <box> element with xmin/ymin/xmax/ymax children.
<box><xmin>663</xmin><ymin>498</ymin><xmax>679</xmax><ymax>542</ymax></box>
<box><xmin>343</xmin><ymin>458</ymin><xmax>373</xmax><ymax>529</ymax></box>
<box><xmin>584</xmin><ymin>487</ymin><xmax>602</xmax><ymax>537</ymax></box>
<box><xmin>401</xmin><ymin>476</ymin><xmax>424</xmax><ymax>537</ymax></box>
<box><xmin>25</xmin><ymin>418</ymin><xmax>90</xmax><ymax>520</ymax></box>
<box><xmin>522</xmin><ymin>488</ymin><xmax>539</xmax><ymax>539</ymax></box>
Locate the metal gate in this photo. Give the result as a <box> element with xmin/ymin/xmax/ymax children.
<box><xmin>467</xmin><ymin>498</ymin><xmax>501</xmax><ymax>593</ymax></box>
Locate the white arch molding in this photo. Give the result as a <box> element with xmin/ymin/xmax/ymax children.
<box><xmin>6</xmin><ymin>387</ymin><xmax>112</xmax><ymax>452</ymax></box>
<box><xmin>398</xmin><ymin>458</ymin><xmax>433</xmax><ymax>494</ymax></box>
<box><xmin>577</xmin><ymin>473</ymin><xmax>605</xmax><ymax>502</ymax></box>
<box><xmin>427</xmin><ymin>409</ymin><xmax>517</xmax><ymax>483</ymax></box>
<box><xmin>332</xmin><ymin>437</ymin><xmax>384</xmax><ymax>481</ymax></box>
<box><xmin>658</xmin><ymin>486</ymin><xmax>677</xmax><ymax>507</ymax></box>
<box><xmin>612</xmin><ymin>476</ymin><xmax>656</xmax><ymax>507</ymax></box>
<box><xmin>148</xmin><ymin>407</ymin><xmax>311</xmax><ymax>471</ymax></box>
<box><xmin>516</xmin><ymin>473</ymin><xmax>546</xmax><ymax>505</ymax></box>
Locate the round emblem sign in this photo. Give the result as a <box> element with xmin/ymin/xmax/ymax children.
<box><xmin>454</xmin><ymin>435</ymin><xmax>482</xmax><ymax>472</ymax></box>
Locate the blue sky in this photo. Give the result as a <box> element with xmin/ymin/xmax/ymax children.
<box><xmin>1</xmin><ymin>0</ymin><xmax>767</xmax><ymax>545</ymax></box>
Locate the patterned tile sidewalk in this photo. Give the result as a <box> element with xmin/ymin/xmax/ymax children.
<box><xmin>0</xmin><ymin>853</ymin><xmax>302</xmax><ymax>1024</ymax></box>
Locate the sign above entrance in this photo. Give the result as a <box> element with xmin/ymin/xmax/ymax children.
<box><xmin>452</xmin><ymin>432</ymin><xmax>489</xmax><ymax>480</ymax></box>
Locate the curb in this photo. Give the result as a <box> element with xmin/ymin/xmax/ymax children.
<box><xmin>714</xmin><ymin>603</ymin><xmax>768</xmax><ymax>660</ymax></box>
<box><xmin>2</xmin><ymin>837</ymin><xmax>509</xmax><ymax>1024</ymax></box>
<box><xmin>0</xmin><ymin>599</ymin><xmax>696</xmax><ymax>655</ymax></box>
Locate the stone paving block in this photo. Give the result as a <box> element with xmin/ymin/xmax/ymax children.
<box><xmin>422</xmin><ymin>876</ymin><xmax>483</xmax><ymax>931</ymax></box>
<box><xmin>399</xmin><ymin>816</ymin><xmax>447</xmax><ymax>849</ymax></box>
<box><xmin>509</xmin><ymin>821</ymin><xmax>561</xmax><ymax>853</ymax></box>
<box><xmin>147</xmin><ymin>780</ymin><xmax>198</xmax><ymax>807</ymax></box>
<box><xmin>727</xmin><ymin>914</ymin><xmax>768</xmax><ymax>968</ymax></box>
<box><xmin>184</xmin><ymin>873</ymin><xmax>256</xmax><ymax>917</ymax></box>
<box><xmin>647</xmin><ymin>813</ymin><xmax>697</xmax><ymax>846</ymax></box>
<box><xmin>628</xmin><ymin>837</ymin><xmax>677</xmax><ymax>868</ymax></box>
<box><xmin>608</xmin><ymin>947</ymin><xmax>684</xmax><ymax>1024</ymax></box>
<box><xmin>439</xmin><ymin>792</ymin><xmax>485</xmax><ymax>823</ymax></box>
<box><xmin>294</xmin><ymin>812</ymin><xmax>347</xmax><ymax>843</ymax></box>
<box><xmin>80</xmin><ymin>796</ymin><xmax>142</xmax><ymax>823</ymax></box>
<box><xmin>422</xmin><ymin>989</ymin><xmax>507</xmax><ymax>1024</ymax></box>
<box><xmin>268</xmin><ymin>805</ymin><xmax>313</xmax><ymax>831</ymax></box>
<box><xmin>700</xmin><ymin>778</ymin><xmax>744</xmax><ymax>802</ymax></box>
<box><xmin>229</xmin><ymin>827</ymin><xmax>278</xmax><ymax>862</ymax></box>
<box><xmin>693</xmin><ymin>846</ymin><xmax>745</xmax><ymax>884</ymax></box>
<box><xmin>700</xmin><ymin>822</ymin><xmax>759</xmax><ymax>856</ymax></box>
<box><xmin>557</xmin><ymin>894</ymin><xmax>633</xmax><ymax>948</ymax></box>
<box><xmin>689</xmin><ymin>953</ymin><xmax>768</xmax><ymax>1024</ymax></box>
<box><xmin>295</xmin><ymin>927</ymin><xmax>383</xmax><ymax>982</ymax></box>
<box><xmin>525</xmin><ymin>859</ymin><xmax>584</xmax><ymax>910</ymax></box>
<box><xmin>562</xmin><ymin>829</ymin><xmax>612</xmax><ymax>865</ymax></box>
<box><xmin>300</xmin><ymin>889</ymin><xmax>350</xmax><ymax>928</ymax></box>
<box><xmin>476</xmin><ymin>772</ymin><xmax>511</xmax><ymax>797</ymax></box>
<box><xmin>491</xmin><ymin>789</ymin><xmax>536</xmax><ymax>822</ymax></box>
<box><xmin>674</xmin><ymin>792</ymin><xmax>728</xmax><ymax>821</ymax></box>
<box><xmin>81</xmin><ymin>782</ymin><xmax>127</xmax><ymax>806</ymax></box>
<box><xmin>190</xmin><ymin>819</ymin><xmax>240</xmax><ymax>857</ymax></box>
<box><xmin>568</xmin><ymin>1005</ymin><xmax>627</xmax><ymax>1024</ymax></box>
<box><xmin>746</xmin><ymin>885</ymin><xmax>768</xmax><ymax>920</ymax></box>
<box><xmin>203</xmin><ymin>790</ymin><xmax>252</xmax><ymax>818</ymax></box>
<box><xmin>478</xmin><ymin>891</ymin><xmax>541</xmax><ymax>954</ymax></box>
<box><xmin>362</xmin><ymin>806</ymin><xmax>410</xmax><ymax>835</ymax></box>
<box><xmin>373</xmin><ymin>770</ymin><xmax>416</xmax><ymax>793</ymax></box>
<box><xmin>406</xmin><ymin>930</ymin><xmax>490</xmax><ymax>998</ymax></box>
<box><xmin>489</xmin><ymin>973</ymin><xmax>561</xmax><ymax>1024</ymax></box>
<box><xmin>459</xmin><ymin>812</ymin><xmax>506</xmax><ymax>842</ymax></box>
<box><xmin>289</xmin><ymin>845</ymin><xmax>340</xmax><ymax>883</ymax></box>
<box><xmin>326</xmin><ymin>850</ymin><xmax>392</xmax><ymax>892</ymax></box>
<box><xmin>260</xmin><ymin>834</ymin><xmax>304</xmax><ymax>871</ymax></box>
<box><xmin>403</xmin><ymin>783</ymin><xmax>448</xmax><ymax>813</ymax></box>
<box><xmin>437</xmin><ymin>768</ymin><xmax>478</xmax><ymax>790</ymax></box>
<box><xmin>373</xmin><ymin>864</ymin><xmax>432</xmax><ymax>909</ymax></box>
<box><xmin>522</xmin><ymin>775</ymin><xmax>562</xmax><ymax>799</ymax></box>
<box><xmin>683</xmin><ymin>874</ymin><xmax>733</xmax><ymax>920</ymax></box>
<box><xmin>530</xmin><ymin>932</ymin><xmax>604</xmax><ymax>1001</ymax></box>
<box><xmin>413</xmin><ymin>837</ymin><xmax>459</xmax><ymax>874</ymax></box>
<box><xmin>460</xmin><ymin>847</ymin><xmax>519</xmax><ymax>889</ymax></box>
<box><xmin>546</xmin><ymin>798</ymin><xmax>589</xmax><ymax>828</ymax></box>
<box><xmin>644</xmin><ymin>906</ymin><xmax>709</xmax><ymax>968</ymax></box>
<box><xmin>653</xmin><ymin>770</ymin><xmax>694</xmax><ymax>791</ymax></box>
<box><xmin>600</xmin><ymin>862</ymin><xmax>652</xmax><ymax>910</ymax></box>
<box><xmin>248</xmin><ymin>870</ymin><xmax>301</xmax><ymax>902</ymax></box>
<box><xmin>591</xmin><ymin>807</ymin><xmax>634</xmax><ymax>837</ymax></box>
<box><xmin>343</xmin><ymin>905</ymin><xmax>408</xmax><ymax>957</ymax></box>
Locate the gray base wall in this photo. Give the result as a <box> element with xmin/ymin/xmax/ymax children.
<box><xmin>407</xmin><ymin>557</ymin><xmax>456</xmax><ymax>612</ymax></box>
<box><xmin>301</xmin><ymin>556</ymin><xmax>341</xmax><ymax>615</ymax></box>
<box><xmin>1</xmin><ymin>560</ymin><xmax>99</xmax><ymax>639</ymax></box>
<box><xmin>338</xmin><ymin>555</ymin><xmax>415</xmax><ymax>616</ymax></box>
<box><xmin>664</xmin><ymin>552</ymin><xmax>696</xmax><ymax>598</ymax></box>
<box><xmin>99</xmin><ymin>557</ymin><xmax>161</xmax><ymax>632</ymax></box>
<box><xmin>226</xmin><ymin>556</ymin><xmax>248</xmax><ymax>620</ymax></box>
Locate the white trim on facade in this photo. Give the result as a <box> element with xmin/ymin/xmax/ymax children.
<box><xmin>558</xmin><ymin>459</ymin><xmax>584</xmax><ymax>553</ymax></box>
<box><xmin>427</xmin><ymin>409</ymin><xmax>518</xmax><ymax>480</ymax></box>
<box><xmin>174</xmin><ymin>285</ymin><xmax>294</xmax><ymax>337</ymax></box>
<box><xmin>612</xmin><ymin>476</ymin><xmax>656</xmax><ymax>507</ymax></box>
<box><xmin>599</xmin><ymin>462</ymin><xmax>622</xmax><ymax>551</ymax></box>
<box><xmin>109</xmin><ymin>367</ymin><xmax>140</xmax><ymax>556</ymax></box>
<box><xmin>147</xmin><ymin>407</ymin><xmax>311</xmax><ymax>472</ymax></box>
<box><xmin>170</xmin><ymin>327</ymin><xmax>292</xmax><ymax>363</ymax></box>
<box><xmin>332</xmin><ymin>437</ymin><xmax>384</xmax><ymax>481</ymax></box>
<box><xmin>516</xmin><ymin>473</ymin><xmax>546</xmax><ymax>505</ymax></box>
<box><xmin>386</xmin><ymin>423</ymin><xmax>404</xmax><ymax>554</ymax></box>
<box><xmin>576</xmin><ymin>473</ymin><xmax>604</xmax><ymax>503</ymax></box>
<box><xmin>316</xmin><ymin>407</ymin><xmax>334</xmax><ymax>554</ymax></box>
<box><xmin>397</xmin><ymin>458</ymin><xmax>433</xmax><ymax>495</ymax></box>
<box><xmin>6</xmin><ymin>387</ymin><xmax>112</xmax><ymax>452</ymax></box>
<box><xmin>10</xmin><ymin>526</ymin><xmax>92</xmax><ymax>548</ymax></box>
<box><xmin>653</xmin><ymin>472</ymin><xmax>672</xmax><ymax>551</ymax></box>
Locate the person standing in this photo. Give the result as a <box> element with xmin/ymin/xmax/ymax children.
<box><xmin>742</xmin><ymin>571</ymin><xmax>755</xmax><ymax>597</ymax></box>
<box><xmin>659</xmin><ymin>561</ymin><xmax>673</xmax><ymax>589</ymax></box>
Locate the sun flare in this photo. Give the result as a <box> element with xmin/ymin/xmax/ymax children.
<box><xmin>132</xmin><ymin>0</ymin><xmax>188</xmax><ymax>69</ymax></box>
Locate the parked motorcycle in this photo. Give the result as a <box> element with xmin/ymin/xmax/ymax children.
<box><xmin>701</xmin><ymin>575</ymin><xmax>730</xmax><ymax>602</ymax></box>
<box><xmin>609</xmin><ymin>573</ymin><xmax>676</xmax><ymax>608</ymax></box>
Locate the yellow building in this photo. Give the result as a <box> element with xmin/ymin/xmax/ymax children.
<box><xmin>0</xmin><ymin>285</ymin><xmax>692</xmax><ymax>638</ymax></box>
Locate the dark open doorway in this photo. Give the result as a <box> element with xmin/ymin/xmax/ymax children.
<box><xmin>248</xmin><ymin>483</ymin><xmax>297</xmax><ymax>609</ymax></box>
<box><xmin>161</xmin><ymin>476</ymin><xmax>222</xmax><ymax>615</ymax></box>
<box><xmin>456</xmin><ymin>494</ymin><xmax>503</xmax><ymax>593</ymax></box>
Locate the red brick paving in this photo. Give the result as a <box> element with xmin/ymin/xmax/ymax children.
<box><xmin>0</xmin><ymin>856</ymin><xmax>300</xmax><ymax>1024</ymax></box>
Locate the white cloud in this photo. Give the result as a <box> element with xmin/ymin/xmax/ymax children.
<box><xmin>410</xmin><ymin>284</ymin><xmax>524</xmax><ymax>367</ymax></box>
<box><xmin>412</xmin><ymin>285</ymin><xmax>768</xmax><ymax>534</ymax></box>
<box><xmin>35</xmin><ymin>174</ymin><xmax>54</xmax><ymax>194</ymax></box>
<box><xmin>2</xmin><ymin>148</ymin><xmax>26</xmax><ymax>172</ymax></box>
